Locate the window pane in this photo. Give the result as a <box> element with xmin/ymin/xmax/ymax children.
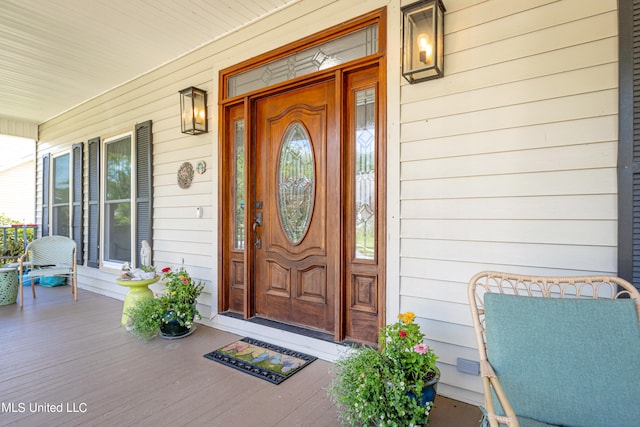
<box><xmin>53</xmin><ymin>154</ymin><xmax>69</xmax><ymax>204</ymax></box>
<box><xmin>228</xmin><ymin>24</ymin><xmax>378</xmax><ymax>97</ymax></box>
<box><xmin>105</xmin><ymin>136</ymin><xmax>131</xmax><ymax>201</ymax></box>
<box><xmin>354</xmin><ymin>88</ymin><xmax>376</xmax><ymax>260</ymax></box>
<box><xmin>104</xmin><ymin>135</ymin><xmax>132</xmax><ymax>263</ymax></box>
<box><xmin>52</xmin><ymin>206</ymin><xmax>69</xmax><ymax>237</ymax></box>
<box><xmin>234</xmin><ymin>119</ymin><xmax>245</xmax><ymax>250</ymax></box>
<box><xmin>277</xmin><ymin>123</ymin><xmax>315</xmax><ymax>244</ymax></box>
<box><xmin>52</xmin><ymin>154</ymin><xmax>70</xmax><ymax>236</ymax></box>
<box><xmin>104</xmin><ymin>201</ymin><xmax>131</xmax><ymax>263</ymax></box>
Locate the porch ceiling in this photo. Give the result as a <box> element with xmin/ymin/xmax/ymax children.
<box><xmin>0</xmin><ymin>0</ymin><xmax>298</xmax><ymax>125</ymax></box>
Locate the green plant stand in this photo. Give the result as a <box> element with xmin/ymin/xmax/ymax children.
<box><xmin>0</xmin><ymin>267</ymin><xmax>19</xmax><ymax>306</ymax></box>
<box><xmin>116</xmin><ymin>277</ymin><xmax>160</xmax><ymax>325</ymax></box>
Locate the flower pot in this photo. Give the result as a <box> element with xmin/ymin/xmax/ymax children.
<box><xmin>159</xmin><ymin>308</ymin><xmax>195</xmax><ymax>338</ymax></box>
<box><xmin>0</xmin><ymin>267</ymin><xmax>18</xmax><ymax>306</ymax></box>
<box><xmin>159</xmin><ymin>318</ymin><xmax>190</xmax><ymax>337</ymax></box>
<box><xmin>408</xmin><ymin>372</ymin><xmax>440</xmax><ymax>407</ymax></box>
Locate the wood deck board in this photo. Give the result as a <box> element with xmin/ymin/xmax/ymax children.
<box><xmin>0</xmin><ymin>285</ymin><xmax>481</xmax><ymax>426</ymax></box>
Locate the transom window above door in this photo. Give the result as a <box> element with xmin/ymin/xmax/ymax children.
<box><xmin>226</xmin><ymin>23</ymin><xmax>378</xmax><ymax>98</ymax></box>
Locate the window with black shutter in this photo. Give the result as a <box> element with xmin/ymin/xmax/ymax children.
<box><xmin>85</xmin><ymin>120</ymin><xmax>152</xmax><ymax>269</ymax></box>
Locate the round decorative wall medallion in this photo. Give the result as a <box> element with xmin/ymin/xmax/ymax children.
<box><xmin>196</xmin><ymin>160</ymin><xmax>207</xmax><ymax>174</ymax></box>
<box><xmin>177</xmin><ymin>162</ymin><xmax>194</xmax><ymax>189</ymax></box>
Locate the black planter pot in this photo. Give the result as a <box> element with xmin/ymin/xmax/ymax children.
<box><xmin>160</xmin><ymin>318</ymin><xmax>190</xmax><ymax>337</ymax></box>
<box><xmin>159</xmin><ymin>309</ymin><xmax>193</xmax><ymax>338</ymax></box>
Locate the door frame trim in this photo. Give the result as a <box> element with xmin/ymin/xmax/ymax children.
<box><xmin>218</xmin><ymin>8</ymin><xmax>387</xmax><ymax>344</ymax></box>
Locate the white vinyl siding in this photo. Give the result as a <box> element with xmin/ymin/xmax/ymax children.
<box><xmin>0</xmin><ymin>160</ymin><xmax>35</xmax><ymax>223</ymax></box>
<box><xmin>399</xmin><ymin>0</ymin><xmax>618</xmax><ymax>404</ymax></box>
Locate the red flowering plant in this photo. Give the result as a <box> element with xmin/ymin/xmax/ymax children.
<box><xmin>158</xmin><ymin>266</ymin><xmax>204</xmax><ymax>327</ymax></box>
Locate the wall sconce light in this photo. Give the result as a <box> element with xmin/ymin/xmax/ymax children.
<box><xmin>401</xmin><ymin>0</ymin><xmax>446</xmax><ymax>84</ymax></box>
<box><xmin>179</xmin><ymin>86</ymin><xmax>208</xmax><ymax>135</ymax></box>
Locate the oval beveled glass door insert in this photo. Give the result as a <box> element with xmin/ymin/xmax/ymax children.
<box><xmin>277</xmin><ymin>122</ymin><xmax>315</xmax><ymax>244</ymax></box>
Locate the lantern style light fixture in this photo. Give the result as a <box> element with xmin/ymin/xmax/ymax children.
<box><xmin>401</xmin><ymin>0</ymin><xmax>446</xmax><ymax>84</ymax></box>
<box><xmin>179</xmin><ymin>86</ymin><xmax>208</xmax><ymax>135</ymax></box>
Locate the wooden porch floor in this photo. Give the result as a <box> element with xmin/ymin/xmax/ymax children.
<box><xmin>1</xmin><ymin>285</ymin><xmax>482</xmax><ymax>426</ymax></box>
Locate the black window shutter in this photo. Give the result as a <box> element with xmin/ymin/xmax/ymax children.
<box><xmin>619</xmin><ymin>1</ymin><xmax>640</xmax><ymax>289</ymax></box>
<box><xmin>72</xmin><ymin>143</ymin><xmax>84</xmax><ymax>265</ymax></box>
<box><xmin>41</xmin><ymin>153</ymin><xmax>50</xmax><ymax>237</ymax></box>
<box><xmin>634</xmin><ymin>2</ymin><xmax>640</xmax><ymax>289</ymax></box>
<box><xmin>135</xmin><ymin>121</ymin><xmax>153</xmax><ymax>267</ymax></box>
<box><xmin>87</xmin><ymin>137</ymin><xmax>100</xmax><ymax>268</ymax></box>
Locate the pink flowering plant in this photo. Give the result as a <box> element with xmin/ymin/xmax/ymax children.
<box><xmin>380</xmin><ymin>311</ymin><xmax>439</xmax><ymax>390</ymax></box>
<box><xmin>329</xmin><ymin>312</ymin><xmax>439</xmax><ymax>426</ymax></box>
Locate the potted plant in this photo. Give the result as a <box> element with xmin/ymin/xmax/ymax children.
<box><xmin>328</xmin><ymin>311</ymin><xmax>439</xmax><ymax>426</ymax></box>
<box><xmin>126</xmin><ymin>266</ymin><xmax>204</xmax><ymax>339</ymax></box>
<box><xmin>125</xmin><ymin>296</ymin><xmax>165</xmax><ymax>340</ymax></box>
<box><xmin>139</xmin><ymin>264</ymin><xmax>157</xmax><ymax>279</ymax></box>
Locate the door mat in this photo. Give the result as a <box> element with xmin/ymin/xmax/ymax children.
<box><xmin>203</xmin><ymin>337</ymin><xmax>317</xmax><ymax>385</ymax></box>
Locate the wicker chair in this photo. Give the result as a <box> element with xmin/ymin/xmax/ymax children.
<box><xmin>18</xmin><ymin>235</ymin><xmax>77</xmax><ymax>308</ymax></box>
<box><xmin>468</xmin><ymin>271</ymin><xmax>640</xmax><ymax>427</ymax></box>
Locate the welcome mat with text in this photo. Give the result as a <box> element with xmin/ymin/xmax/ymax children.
<box><xmin>203</xmin><ymin>337</ymin><xmax>317</xmax><ymax>385</ymax></box>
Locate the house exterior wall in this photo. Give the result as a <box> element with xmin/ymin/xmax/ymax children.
<box><xmin>36</xmin><ymin>0</ymin><xmax>618</xmax><ymax>406</ymax></box>
<box><xmin>0</xmin><ymin>159</ymin><xmax>35</xmax><ymax>223</ymax></box>
<box><xmin>398</xmin><ymin>0</ymin><xmax>618</xmax><ymax>403</ymax></box>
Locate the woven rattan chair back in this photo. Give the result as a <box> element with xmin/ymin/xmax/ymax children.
<box><xmin>468</xmin><ymin>271</ymin><xmax>640</xmax><ymax>427</ymax></box>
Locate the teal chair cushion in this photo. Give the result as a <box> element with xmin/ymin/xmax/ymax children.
<box><xmin>484</xmin><ymin>293</ymin><xmax>640</xmax><ymax>427</ymax></box>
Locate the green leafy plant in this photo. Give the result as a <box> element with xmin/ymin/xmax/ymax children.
<box><xmin>140</xmin><ymin>264</ymin><xmax>156</xmax><ymax>272</ymax></box>
<box><xmin>2</xmin><ymin>240</ymin><xmax>23</xmax><ymax>258</ymax></box>
<box><xmin>159</xmin><ymin>266</ymin><xmax>204</xmax><ymax>327</ymax></box>
<box><xmin>126</xmin><ymin>266</ymin><xmax>204</xmax><ymax>340</ymax></box>
<box><xmin>0</xmin><ymin>214</ymin><xmax>16</xmax><ymax>227</ymax></box>
<box><xmin>125</xmin><ymin>297</ymin><xmax>165</xmax><ymax>340</ymax></box>
<box><xmin>328</xmin><ymin>312</ymin><xmax>439</xmax><ymax>426</ymax></box>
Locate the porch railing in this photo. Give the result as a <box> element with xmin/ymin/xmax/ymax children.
<box><xmin>0</xmin><ymin>224</ymin><xmax>39</xmax><ymax>265</ymax></box>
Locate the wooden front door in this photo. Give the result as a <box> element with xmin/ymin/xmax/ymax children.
<box><xmin>254</xmin><ymin>80</ymin><xmax>339</xmax><ymax>334</ymax></box>
<box><xmin>219</xmin><ymin>9</ymin><xmax>386</xmax><ymax>345</ymax></box>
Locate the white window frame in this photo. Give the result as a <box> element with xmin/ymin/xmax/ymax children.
<box><xmin>51</xmin><ymin>151</ymin><xmax>72</xmax><ymax>237</ymax></box>
<box><xmin>100</xmin><ymin>131</ymin><xmax>136</xmax><ymax>270</ymax></box>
